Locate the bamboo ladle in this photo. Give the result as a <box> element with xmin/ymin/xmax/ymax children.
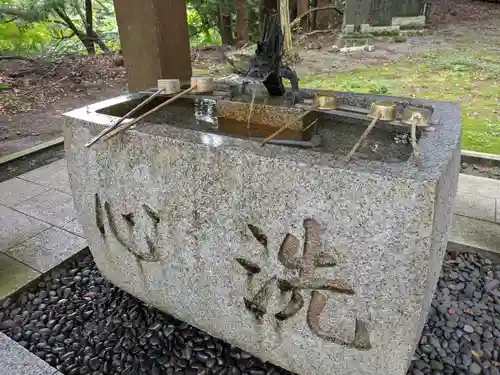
<box><xmin>101</xmin><ymin>77</ymin><xmax>214</xmax><ymax>142</ymax></box>
<box><xmin>401</xmin><ymin>106</ymin><xmax>432</xmax><ymax>167</ymax></box>
<box><xmin>343</xmin><ymin>101</ymin><xmax>397</xmax><ymax>163</ymax></box>
<box><xmin>89</xmin><ymin>77</ymin><xmax>214</xmax><ymax>145</ymax></box>
<box><xmin>85</xmin><ymin>79</ymin><xmax>182</xmax><ymax>147</ymax></box>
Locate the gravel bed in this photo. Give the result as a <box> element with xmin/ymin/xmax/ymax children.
<box><xmin>408</xmin><ymin>251</ymin><xmax>500</xmax><ymax>375</ymax></box>
<box><xmin>460</xmin><ymin>162</ymin><xmax>500</xmax><ymax>181</ymax></box>
<box><xmin>0</xmin><ymin>249</ymin><xmax>499</xmax><ymax>375</ymax></box>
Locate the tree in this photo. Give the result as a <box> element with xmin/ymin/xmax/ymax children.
<box><xmin>235</xmin><ymin>0</ymin><xmax>249</xmax><ymax>45</ymax></box>
<box><xmin>296</xmin><ymin>0</ymin><xmax>308</xmax><ymax>31</ymax></box>
<box><xmin>279</xmin><ymin>0</ymin><xmax>292</xmax><ymax>52</ymax></box>
<box><xmin>84</xmin><ymin>0</ymin><xmax>94</xmax><ymax>54</ymax></box>
<box><xmin>0</xmin><ymin>0</ymin><xmax>111</xmax><ymax>54</ymax></box>
<box><xmin>218</xmin><ymin>2</ymin><xmax>233</xmax><ymax>45</ymax></box>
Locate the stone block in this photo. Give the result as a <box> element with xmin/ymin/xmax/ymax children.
<box><xmin>0</xmin><ymin>254</ymin><xmax>40</xmax><ymax>300</ymax></box>
<box><xmin>344</xmin><ymin>24</ymin><xmax>355</xmax><ymax>34</ymax></box>
<box><xmin>0</xmin><ymin>333</ymin><xmax>58</xmax><ymax>375</ymax></box>
<box><xmin>64</xmin><ymin>90</ymin><xmax>461</xmax><ymax>375</ymax></box>
<box><xmin>392</xmin><ymin>16</ymin><xmax>426</xmax><ymax>28</ymax></box>
<box><xmin>14</xmin><ymin>190</ymin><xmax>76</xmax><ymax>227</ymax></box>
<box><xmin>0</xmin><ymin>178</ymin><xmax>49</xmax><ymax>207</ymax></box>
<box><xmin>454</xmin><ymin>191</ymin><xmax>496</xmax><ymax>223</ymax></box>
<box><xmin>0</xmin><ymin>205</ymin><xmax>51</xmax><ymax>251</ymax></box>
<box><xmin>18</xmin><ymin>161</ymin><xmax>72</xmax><ymax>194</ymax></box>
<box><xmin>4</xmin><ymin>227</ymin><xmax>87</xmax><ymax>272</ymax></box>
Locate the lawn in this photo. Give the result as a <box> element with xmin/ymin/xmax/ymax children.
<box><xmin>300</xmin><ymin>50</ymin><xmax>500</xmax><ymax>154</ymax></box>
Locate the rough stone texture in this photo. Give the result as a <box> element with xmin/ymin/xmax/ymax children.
<box><xmin>343</xmin><ymin>0</ymin><xmax>428</xmax><ymax>37</ymax></box>
<box><xmin>454</xmin><ymin>192</ymin><xmax>496</xmax><ymax>223</ymax></box>
<box><xmin>0</xmin><ymin>253</ymin><xmax>40</xmax><ymax>300</ymax></box>
<box><xmin>449</xmin><ymin>215</ymin><xmax>500</xmax><ymax>255</ymax></box>
<box><xmin>63</xmin><ymin>90</ymin><xmax>461</xmax><ymax>375</ymax></box>
<box><xmin>344</xmin><ymin>0</ymin><xmax>372</xmax><ymax>28</ymax></box>
<box><xmin>0</xmin><ymin>333</ymin><xmax>58</xmax><ymax>375</ymax></box>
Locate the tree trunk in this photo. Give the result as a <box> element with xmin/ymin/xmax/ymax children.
<box><xmin>235</xmin><ymin>0</ymin><xmax>249</xmax><ymax>46</ymax></box>
<box><xmin>310</xmin><ymin>0</ymin><xmax>317</xmax><ymax>29</ymax></box>
<box><xmin>84</xmin><ymin>0</ymin><xmax>95</xmax><ymax>54</ymax></box>
<box><xmin>92</xmin><ymin>31</ymin><xmax>111</xmax><ymax>53</ymax></box>
<box><xmin>53</xmin><ymin>7</ymin><xmax>94</xmax><ymax>54</ymax></box>
<box><xmin>279</xmin><ymin>0</ymin><xmax>292</xmax><ymax>52</ymax></box>
<box><xmin>297</xmin><ymin>0</ymin><xmax>309</xmax><ymax>31</ymax></box>
<box><xmin>218</xmin><ymin>4</ymin><xmax>233</xmax><ymax>45</ymax></box>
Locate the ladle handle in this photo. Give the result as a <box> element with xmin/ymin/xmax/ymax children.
<box><xmin>260</xmin><ymin>106</ymin><xmax>317</xmax><ymax>147</ymax></box>
<box><xmin>101</xmin><ymin>85</ymin><xmax>196</xmax><ymax>142</ymax></box>
<box><xmin>344</xmin><ymin>114</ymin><xmax>380</xmax><ymax>163</ymax></box>
<box><xmin>85</xmin><ymin>88</ymin><xmax>165</xmax><ymax>147</ymax></box>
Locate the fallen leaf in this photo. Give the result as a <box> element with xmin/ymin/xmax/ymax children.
<box><xmin>472</xmin><ymin>350</ymin><xmax>481</xmax><ymax>357</ymax></box>
<box><xmin>463</xmin><ymin>308</ymin><xmax>473</xmax><ymax>314</ymax></box>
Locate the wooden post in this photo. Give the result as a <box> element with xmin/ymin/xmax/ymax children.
<box><xmin>113</xmin><ymin>0</ymin><xmax>192</xmax><ymax>92</ymax></box>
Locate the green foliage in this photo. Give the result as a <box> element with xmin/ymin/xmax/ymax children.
<box><xmin>0</xmin><ymin>20</ymin><xmax>53</xmax><ymax>52</ymax></box>
<box><xmin>0</xmin><ymin>0</ymin><xmax>120</xmax><ymax>55</ymax></box>
<box><xmin>0</xmin><ymin>0</ymin><xmax>262</xmax><ymax>55</ymax></box>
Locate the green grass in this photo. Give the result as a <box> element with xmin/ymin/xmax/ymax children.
<box><xmin>300</xmin><ymin>50</ymin><xmax>500</xmax><ymax>154</ymax></box>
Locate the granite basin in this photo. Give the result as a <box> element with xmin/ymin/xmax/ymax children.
<box><xmin>64</xmin><ymin>89</ymin><xmax>461</xmax><ymax>375</ymax></box>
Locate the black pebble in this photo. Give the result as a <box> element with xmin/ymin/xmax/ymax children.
<box><xmin>5</xmin><ymin>249</ymin><xmax>499</xmax><ymax>375</ymax></box>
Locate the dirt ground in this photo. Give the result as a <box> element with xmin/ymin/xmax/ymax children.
<box><xmin>0</xmin><ymin>55</ymin><xmax>127</xmax><ymax>156</ymax></box>
<box><xmin>1</xmin><ymin>0</ymin><xmax>499</xmax><ymax>157</ymax></box>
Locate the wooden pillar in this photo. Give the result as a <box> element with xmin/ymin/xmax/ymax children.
<box><xmin>113</xmin><ymin>0</ymin><xmax>192</xmax><ymax>92</ymax></box>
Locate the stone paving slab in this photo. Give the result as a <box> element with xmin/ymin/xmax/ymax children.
<box><xmin>0</xmin><ymin>178</ymin><xmax>50</xmax><ymax>208</ymax></box>
<box><xmin>455</xmin><ymin>174</ymin><xmax>500</xmax><ymax>224</ymax></box>
<box><xmin>0</xmin><ymin>333</ymin><xmax>59</xmax><ymax>375</ymax></box>
<box><xmin>13</xmin><ymin>190</ymin><xmax>76</xmax><ymax>228</ymax></box>
<box><xmin>61</xmin><ymin>218</ymin><xmax>84</xmax><ymax>237</ymax></box>
<box><xmin>450</xmin><ymin>215</ymin><xmax>500</xmax><ymax>255</ymax></box>
<box><xmin>0</xmin><ymin>205</ymin><xmax>51</xmax><ymax>251</ymax></box>
<box><xmin>0</xmin><ymin>253</ymin><xmax>40</xmax><ymax>301</ymax></box>
<box><xmin>0</xmin><ymin>160</ymin><xmax>87</xmax><ymax>300</ymax></box>
<box><xmin>17</xmin><ymin>161</ymin><xmax>71</xmax><ymax>194</ymax></box>
<box><xmin>454</xmin><ymin>192</ymin><xmax>497</xmax><ymax>223</ymax></box>
<box><xmin>458</xmin><ymin>174</ymin><xmax>500</xmax><ymax>201</ymax></box>
<box><xmin>3</xmin><ymin>227</ymin><xmax>87</xmax><ymax>273</ymax></box>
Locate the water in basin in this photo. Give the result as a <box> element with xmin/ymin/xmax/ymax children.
<box><xmin>97</xmin><ymin>95</ymin><xmax>419</xmax><ymax>162</ymax></box>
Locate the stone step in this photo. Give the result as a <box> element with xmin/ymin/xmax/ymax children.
<box><xmin>449</xmin><ymin>214</ymin><xmax>500</xmax><ymax>255</ymax></box>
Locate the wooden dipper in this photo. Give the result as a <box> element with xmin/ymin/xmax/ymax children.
<box><xmin>100</xmin><ymin>77</ymin><xmax>215</xmax><ymax>143</ymax></box>
<box><xmin>343</xmin><ymin>101</ymin><xmax>396</xmax><ymax>163</ymax></box>
<box><xmin>85</xmin><ymin>79</ymin><xmax>182</xmax><ymax>147</ymax></box>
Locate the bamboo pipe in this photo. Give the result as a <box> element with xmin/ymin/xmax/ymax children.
<box><xmin>260</xmin><ymin>105</ymin><xmax>317</xmax><ymax>147</ymax></box>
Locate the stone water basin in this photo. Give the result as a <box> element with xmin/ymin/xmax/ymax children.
<box><xmin>64</xmin><ymin>90</ymin><xmax>461</xmax><ymax>375</ymax></box>
<box><xmin>94</xmin><ymin>92</ymin><xmax>427</xmax><ymax>163</ymax></box>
